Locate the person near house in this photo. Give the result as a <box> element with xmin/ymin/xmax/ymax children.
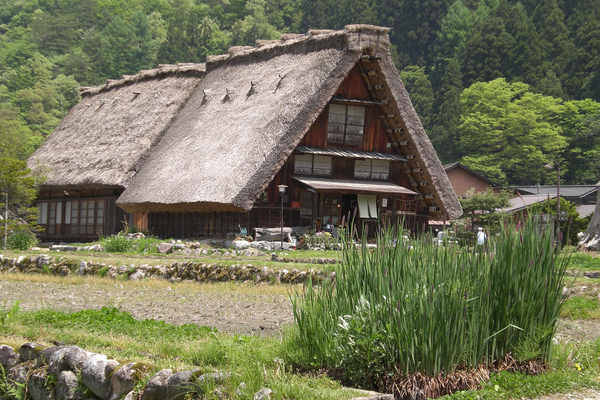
<box><xmin>476</xmin><ymin>227</ymin><xmax>486</xmax><ymax>246</ymax></box>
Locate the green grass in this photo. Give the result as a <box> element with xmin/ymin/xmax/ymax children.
<box><xmin>443</xmin><ymin>339</ymin><xmax>600</xmax><ymax>399</ymax></box>
<box><xmin>564</xmin><ymin>251</ymin><xmax>600</xmax><ymax>271</ymax></box>
<box><xmin>0</xmin><ymin>306</ymin><xmax>363</xmax><ymax>400</ymax></box>
<box><xmin>562</xmin><ymin>295</ymin><xmax>600</xmax><ymax>319</ymax></box>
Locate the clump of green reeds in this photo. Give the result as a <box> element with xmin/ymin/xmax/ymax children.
<box><xmin>290</xmin><ymin>218</ymin><xmax>568</xmax><ymax>398</ymax></box>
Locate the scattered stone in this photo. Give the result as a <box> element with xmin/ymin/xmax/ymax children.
<box><xmin>64</xmin><ymin>346</ymin><xmax>92</xmax><ymax>372</ymax></box>
<box><xmin>82</xmin><ymin>353</ymin><xmax>119</xmax><ymax>399</ymax></box>
<box><xmin>158</xmin><ymin>243</ymin><xmax>174</xmax><ymax>254</ymax></box>
<box><xmin>46</xmin><ymin>346</ymin><xmax>69</xmax><ymax>374</ymax></box>
<box><xmin>19</xmin><ymin>342</ymin><xmax>45</xmax><ymax>362</ymax></box>
<box><xmin>107</xmin><ymin>362</ymin><xmax>150</xmax><ymax>400</ymax></box>
<box><xmin>27</xmin><ymin>372</ymin><xmax>51</xmax><ymax>400</ymax></box>
<box><xmin>232</xmin><ymin>240</ymin><xmax>250</xmax><ymax>250</ymax></box>
<box><xmin>130</xmin><ymin>270</ymin><xmax>145</xmax><ymax>280</ymax></box>
<box><xmin>0</xmin><ymin>345</ymin><xmax>18</xmax><ymax>371</ymax></box>
<box><xmin>56</xmin><ymin>370</ymin><xmax>79</xmax><ymax>400</ymax></box>
<box><xmin>142</xmin><ymin>369</ymin><xmax>173</xmax><ymax>400</ymax></box>
<box><xmin>166</xmin><ymin>370</ymin><xmax>199</xmax><ymax>400</ymax></box>
<box><xmin>254</xmin><ymin>387</ymin><xmax>273</xmax><ymax>400</ymax></box>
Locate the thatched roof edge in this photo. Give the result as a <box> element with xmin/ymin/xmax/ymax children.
<box><xmin>378</xmin><ymin>56</ymin><xmax>463</xmax><ymax>219</ymax></box>
<box><xmin>230</xmin><ymin>50</ymin><xmax>365</xmax><ymax>211</ymax></box>
<box><xmin>80</xmin><ymin>63</ymin><xmax>206</xmax><ymax>97</ymax></box>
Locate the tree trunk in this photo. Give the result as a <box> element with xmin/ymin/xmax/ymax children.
<box><xmin>579</xmin><ymin>190</ymin><xmax>600</xmax><ymax>250</ymax></box>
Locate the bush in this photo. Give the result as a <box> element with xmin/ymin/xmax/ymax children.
<box><xmin>101</xmin><ymin>233</ymin><xmax>133</xmax><ymax>253</ymax></box>
<box><xmin>299</xmin><ymin>230</ymin><xmax>339</xmax><ymax>250</ymax></box>
<box><xmin>291</xmin><ymin>218</ymin><xmax>568</xmax><ymax>395</ymax></box>
<box><xmin>6</xmin><ymin>226</ymin><xmax>38</xmax><ymax>250</ymax></box>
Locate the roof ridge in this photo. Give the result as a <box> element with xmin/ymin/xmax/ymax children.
<box><xmin>81</xmin><ymin>63</ymin><xmax>206</xmax><ymax>97</ymax></box>
<box><xmin>80</xmin><ymin>25</ymin><xmax>391</xmax><ymax>97</ymax></box>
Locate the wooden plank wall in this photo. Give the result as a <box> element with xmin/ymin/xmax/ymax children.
<box><xmin>148</xmin><ymin>212</ymin><xmax>248</xmax><ymax>238</ymax></box>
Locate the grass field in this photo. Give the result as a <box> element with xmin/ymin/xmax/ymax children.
<box><xmin>2</xmin><ymin>247</ymin><xmax>600</xmax><ymax>399</ymax></box>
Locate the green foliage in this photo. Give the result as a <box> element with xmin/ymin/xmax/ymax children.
<box><xmin>457</xmin><ymin>78</ymin><xmax>567</xmax><ymax>185</ymax></box>
<box><xmin>291</xmin><ymin>219</ymin><xmax>568</xmax><ymax>390</ymax></box>
<box><xmin>0</xmin><ymin>300</ymin><xmax>20</xmax><ymax>327</ymax></box>
<box><xmin>6</xmin><ymin>225</ymin><xmax>37</xmax><ymax>250</ymax></box>
<box><xmin>399</xmin><ymin>66</ymin><xmax>435</xmax><ymax>130</ymax></box>
<box><xmin>101</xmin><ymin>232</ymin><xmax>134</xmax><ymax>253</ymax></box>
<box><xmin>25</xmin><ymin>306</ymin><xmax>215</xmax><ymax>340</ymax></box>
<box><xmin>0</xmin><ymin>157</ymin><xmax>38</xmax><ymax>249</ymax></box>
<box><xmin>561</xmin><ymin>296</ymin><xmax>600</xmax><ymax>320</ymax></box>
<box><xmin>458</xmin><ymin>188</ymin><xmax>511</xmax><ymax>232</ymax></box>
<box><xmin>528</xmin><ymin>197</ymin><xmax>589</xmax><ymax>245</ymax></box>
<box><xmin>299</xmin><ymin>230</ymin><xmax>339</xmax><ymax>250</ymax></box>
<box><xmin>564</xmin><ymin>251</ymin><xmax>600</xmax><ymax>271</ymax></box>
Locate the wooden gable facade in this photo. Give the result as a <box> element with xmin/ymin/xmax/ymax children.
<box><xmin>31</xmin><ymin>25</ymin><xmax>461</xmax><ymax>242</ymax></box>
<box><xmin>144</xmin><ymin>64</ymin><xmax>423</xmax><ymax>238</ymax></box>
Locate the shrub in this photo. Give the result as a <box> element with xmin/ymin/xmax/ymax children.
<box><xmin>299</xmin><ymin>230</ymin><xmax>339</xmax><ymax>250</ymax></box>
<box><xmin>101</xmin><ymin>233</ymin><xmax>133</xmax><ymax>253</ymax></box>
<box><xmin>6</xmin><ymin>226</ymin><xmax>38</xmax><ymax>250</ymax></box>
<box><xmin>291</xmin><ymin>218</ymin><xmax>568</xmax><ymax>396</ymax></box>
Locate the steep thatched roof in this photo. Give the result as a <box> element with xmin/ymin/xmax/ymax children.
<box><xmin>28</xmin><ymin>64</ymin><xmax>206</xmax><ymax>188</ymax></box>
<box><xmin>29</xmin><ymin>25</ymin><xmax>462</xmax><ymax>220</ymax></box>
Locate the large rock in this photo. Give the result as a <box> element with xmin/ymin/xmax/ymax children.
<box><xmin>158</xmin><ymin>243</ymin><xmax>174</xmax><ymax>254</ymax></box>
<box><xmin>166</xmin><ymin>370</ymin><xmax>199</xmax><ymax>400</ymax></box>
<box><xmin>0</xmin><ymin>345</ymin><xmax>18</xmax><ymax>371</ymax></box>
<box><xmin>64</xmin><ymin>346</ymin><xmax>92</xmax><ymax>372</ymax></box>
<box><xmin>47</xmin><ymin>347</ymin><xmax>70</xmax><ymax>374</ymax></box>
<box><xmin>107</xmin><ymin>362</ymin><xmax>150</xmax><ymax>400</ymax></box>
<box><xmin>18</xmin><ymin>342</ymin><xmax>45</xmax><ymax>362</ymax></box>
<box><xmin>232</xmin><ymin>240</ymin><xmax>250</xmax><ymax>250</ymax></box>
<box><xmin>27</xmin><ymin>372</ymin><xmax>51</xmax><ymax>400</ymax></box>
<box><xmin>141</xmin><ymin>369</ymin><xmax>173</xmax><ymax>400</ymax></box>
<box><xmin>56</xmin><ymin>370</ymin><xmax>79</xmax><ymax>400</ymax></box>
<box><xmin>81</xmin><ymin>353</ymin><xmax>119</xmax><ymax>399</ymax></box>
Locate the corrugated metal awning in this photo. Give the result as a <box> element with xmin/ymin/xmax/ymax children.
<box><xmin>294</xmin><ymin>176</ymin><xmax>417</xmax><ymax>195</ymax></box>
<box><xmin>295</xmin><ymin>146</ymin><xmax>407</xmax><ymax>162</ymax></box>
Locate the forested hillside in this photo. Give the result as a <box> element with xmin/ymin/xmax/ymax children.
<box><xmin>1</xmin><ymin>0</ymin><xmax>599</xmax><ymax>186</ymax></box>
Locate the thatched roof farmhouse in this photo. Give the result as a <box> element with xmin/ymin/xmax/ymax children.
<box><xmin>28</xmin><ymin>25</ymin><xmax>461</xmax><ymax>241</ymax></box>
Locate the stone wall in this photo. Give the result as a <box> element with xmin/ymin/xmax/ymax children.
<box><xmin>0</xmin><ymin>343</ymin><xmax>263</xmax><ymax>400</ymax></box>
<box><xmin>0</xmin><ymin>255</ymin><xmax>336</xmax><ymax>285</ymax></box>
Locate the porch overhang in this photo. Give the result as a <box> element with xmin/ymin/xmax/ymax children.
<box><xmin>293</xmin><ymin>176</ymin><xmax>418</xmax><ymax>195</ymax></box>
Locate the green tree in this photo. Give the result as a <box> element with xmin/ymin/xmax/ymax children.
<box><xmin>528</xmin><ymin>197</ymin><xmax>588</xmax><ymax>246</ymax></box>
<box><xmin>231</xmin><ymin>0</ymin><xmax>279</xmax><ymax>46</ymax></box>
<box><xmin>399</xmin><ymin>66</ymin><xmax>435</xmax><ymax>131</ymax></box>
<box><xmin>561</xmin><ymin>99</ymin><xmax>600</xmax><ymax>184</ymax></box>
<box><xmin>458</xmin><ymin>187</ymin><xmax>510</xmax><ymax>232</ymax></box>
<box><xmin>429</xmin><ymin>57</ymin><xmax>462</xmax><ymax>162</ymax></box>
<box><xmin>0</xmin><ymin>157</ymin><xmax>38</xmax><ymax>250</ymax></box>
<box><xmin>457</xmin><ymin>78</ymin><xmax>567</xmax><ymax>185</ymax></box>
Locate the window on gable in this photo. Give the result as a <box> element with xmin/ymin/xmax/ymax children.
<box><xmin>354</xmin><ymin>159</ymin><xmax>390</xmax><ymax>180</ymax></box>
<box><xmin>327</xmin><ymin>104</ymin><xmax>365</xmax><ymax>146</ymax></box>
<box><xmin>294</xmin><ymin>154</ymin><xmax>332</xmax><ymax>176</ymax></box>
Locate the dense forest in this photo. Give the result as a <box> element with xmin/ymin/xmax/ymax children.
<box><xmin>1</xmin><ymin>0</ymin><xmax>599</xmax><ymax>186</ymax></box>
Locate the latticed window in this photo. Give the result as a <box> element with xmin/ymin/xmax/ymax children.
<box><xmin>327</xmin><ymin>104</ymin><xmax>365</xmax><ymax>146</ymax></box>
<box><xmin>70</xmin><ymin>200</ymin><xmax>104</xmax><ymax>235</ymax></box>
<box><xmin>294</xmin><ymin>154</ymin><xmax>332</xmax><ymax>176</ymax></box>
<box><xmin>354</xmin><ymin>159</ymin><xmax>390</xmax><ymax>180</ymax></box>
